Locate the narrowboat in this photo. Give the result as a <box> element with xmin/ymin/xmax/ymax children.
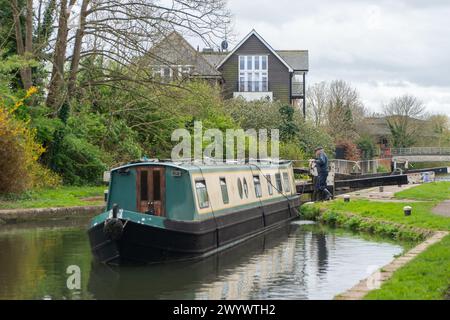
<box><xmin>87</xmin><ymin>160</ymin><xmax>301</xmax><ymax>265</ymax></box>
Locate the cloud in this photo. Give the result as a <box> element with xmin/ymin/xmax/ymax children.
<box><xmin>227</xmin><ymin>0</ymin><xmax>450</xmax><ymax>115</ymax></box>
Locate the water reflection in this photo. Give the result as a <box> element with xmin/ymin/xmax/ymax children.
<box><xmin>0</xmin><ymin>219</ymin><xmax>403</xmax><ymax>300</ymax></box>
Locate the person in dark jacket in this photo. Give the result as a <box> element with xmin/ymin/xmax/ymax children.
<box><xmin>315</xmin><ymin>147</ymin><xmax>333</xmax><ymax>201</ymax></box>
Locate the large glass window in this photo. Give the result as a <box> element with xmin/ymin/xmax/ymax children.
<box><xmin>195</xmin><ymin>180</ymin><xmax>209</xmax><ymax>208</ymax></box>
<box><xmin>238</xmin><ymin>56</ymin><xmax>268</xmax><ymax>92</ymax></box>
<box><xmin>239</xmin><ymin>56</ymin><xmax>245</xmax><ymax>70</ymax></box>
<box><xmin>253</xmin><ymin>175</ymin><xmax>262</xmax><ymax>198</ymax></box>
<box><xmin>220</xmin><ymin>178</ymin><xmax>229</xmax><ymax>204</ymax></box>
<box><xmin>282</xmin><ymin>172</ymin><xmax>291</xmax><ymax>193</ymax></box>
<box><xmin>275</xmin><ymin>173</ymin><xmax>283</xmax><ymax>193</ymax></box>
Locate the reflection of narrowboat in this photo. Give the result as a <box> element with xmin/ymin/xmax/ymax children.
<box><xmin>87</xmin><ymin>160</ymin><xmax>301</xmax><ymax>265</ymax></box>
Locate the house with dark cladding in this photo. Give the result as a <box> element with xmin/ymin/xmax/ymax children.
<box><xmin>143</xmin><ymin>30</ymin><xmax>309</xmax><ymax>115</ymax></box>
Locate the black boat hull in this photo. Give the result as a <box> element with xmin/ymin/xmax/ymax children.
<box><xmin>88</xmin><ymin>196</ymin><xmax>301</xmax><ymax>265</ymax></box>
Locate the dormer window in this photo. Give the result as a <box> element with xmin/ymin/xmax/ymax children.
<box><xmin>239</xmin><ymin>56</ymin><xmax>268</xmax><ymax>92</ymax></box>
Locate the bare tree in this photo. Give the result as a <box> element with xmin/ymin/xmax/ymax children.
<box><xmin>45</xmin><ymin>0</ymin><xmax>231</xmax><ymax>110</ymax></box>
<box><xmin>306</xmin><ymin>81</ymin><xmax>328</xmax><ymax>128</ymax></box>
<box><xmin>10</xmin><ymin>0</ymin><xmax>34</xmax><ymax>89</ymax></box>
<box><xmin>383</xmin><ymin>95</ymin><xmax>426</xmax><ymax>148</ymax></box>
<box><xmin>428</xmin><ymin>114</ymin><xmax>449</xmax><ymax>147</ymax></box>
<box><xmin>46</xmin><ymin>0</ymin><xmax>77</xmax><ymax>110</ymax></box>
<box><xmin>326</xmin><ymin>80</ymin><xmax>366</xmax><ymax>140</ymax></box>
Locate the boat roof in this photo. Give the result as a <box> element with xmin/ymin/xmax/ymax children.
<box><xmin>111</xmin><ymin>159</ymin><xmax>293</xmax><ymax>174</ymax></box>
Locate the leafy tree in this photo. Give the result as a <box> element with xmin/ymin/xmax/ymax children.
<box><xmin>279</xmin><ymin>104</ymin><xmax>299</xmax><ymax>141</ymax></box>
<box><xmin>356</xmin><ymin>136</ymin><xmax>376</xmax><ymax>160</ymax></box>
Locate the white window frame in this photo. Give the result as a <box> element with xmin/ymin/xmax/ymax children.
<box><xmin>238</xmin><ymin>55</ymin><xmax>268</xmax><ymax>92</ymax></box>
<box><xmin>152</xmin><ymin>65</ymin><xmax>193</xmax><ymax>80</ymax></box>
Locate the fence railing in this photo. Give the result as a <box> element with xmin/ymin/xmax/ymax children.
<box><xmin>292</xmin><ymin>159</ymin><xmax>391</xmax><ymax>176</ymax></box>
<box><xmin>332</xmin><ymin>159</ymin><xmax>392</xmax><ymax>175</ymax></box>
<box><xmin>391</xmin><ymin>147</ymin><xmax>450</xmax><ymax>156</ymax></box>
<box><xmin>291</xmin><ymin>82</ymin><xmax>304</xmax><ymax>96</ymax></box>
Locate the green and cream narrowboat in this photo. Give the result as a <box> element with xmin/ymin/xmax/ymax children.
<box><xmin>88</xmin><ymin>160</ymin><xmax>301</xmax><ymax>264</ymax></box>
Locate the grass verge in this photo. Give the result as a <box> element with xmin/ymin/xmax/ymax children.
<box><xmin>0</xmin><ymin>186</ymin><xmax>106</xmax><ymax>209</ymax></box>
<box><xmin>365</xmin><ymin>234</ymin><xmax>450</xmax><ymax>300</ymax></box>
<box><xmin>299</xmin><ymin>181</ymin><xmax>450</xmax><ymax>299</ymax></box>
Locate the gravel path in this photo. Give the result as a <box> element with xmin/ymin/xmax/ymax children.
<box><xmin>432</xmin><ymin>200</ymin><xmax>450</xmax><ymax>217</ymax></box>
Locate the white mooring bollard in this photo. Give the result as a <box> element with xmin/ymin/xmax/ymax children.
<box><xmin>403</xmin><ymin>206</ymin><xmax>412</xmax><ymax>216</ymax></box>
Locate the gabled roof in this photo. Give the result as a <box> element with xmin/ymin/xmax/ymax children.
<box><xmin>144</xmin><ymin>31</ymin><xmax>222</xmax><ymax>77</ymax></box>
<box><xmin>216</xmin><ymin>29</ymin><xmax>295</xmax><ymax>72</ymax></box>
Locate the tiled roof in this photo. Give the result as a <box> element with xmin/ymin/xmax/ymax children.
<box><xmin>143</xmin><ymin>31</ymin><xmax>222</xmax><ymax>77</ymax></box>
<box><xmin>201</xmin><ymin>53</ymin><xmax>227</xmax><ymax>68</ymax></box>
<box><xmin>277</xmin><ymin>50</ymin><xmax>309</xmax><ymax>71</ymax></box>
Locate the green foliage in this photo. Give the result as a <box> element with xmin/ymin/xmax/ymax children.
<box><xmin>296</xmin><ymin>120</ymin><xmax>335</xmax><ymax>157</ymax></box>
<box><xmin>377</xmin><ymin>165</ymin><xmax>389</xmax><ymax>173</ymax></box>
<box><xmin>299</xmin><ymin>203</ymin><xmax>321</xmax><ymax>220</ymax></box>
<box><xmin>279</xmin><ymin>141</ymin><xmax>306</xmax><ymax>161</ymax></box>
<box><xmin>394</xmin><ymin>182</ymin><xmax>450</xmax><ymax>201</ymax></box>
<box><xmin>324</xmin><ymin>198</ymin><xmax>450</xmax><ymax>231</ymax></box>
<box><xmin>356</xmin><ymin>135</ymin><xmax>376</xmax><ymax>160</ymax></box>
<box><xmin>0</xmin><ymin>186</ymin><xmax>105</xmax><ymax>209</ymax></box>
<box><xmin>0</xmin><ymin>88</ymin><xmax>61</xmax><ymax>194</ymax></box>
<box><xmin>48</xmin><ymin>132</ymin><xmax>108</xmax><ymax>185</ymax></box>
<box><xmin>225</xmin><ymin>98</ymin><xmax>283</xmax><ymax>131</ymax></box>
<box><xmin>278</xmin><ymin>104</ymin><xmax>299</xmax><ymax>141</ymax></box>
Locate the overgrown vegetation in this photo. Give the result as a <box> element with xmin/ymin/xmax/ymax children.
<box><xmin>0</xmin><ymin>86</ymin><xmax>61</xmax><ymax>194</ymax></box>
<box><xmin>0</xmin><ymin>186</ymin><xmax>105</xmax><ymax>209</ymax></box>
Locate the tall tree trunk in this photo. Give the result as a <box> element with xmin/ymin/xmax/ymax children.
<box><xmin>68</xmin><ymin>0</ymin><xmax>90</xmax><ymax>96</ymax></box>
<box><xmin>46</xmin><ymin>0</ymin><xmax>76</xmax><ymax>111</ymax></box>
<box><xmin>10</xmin><ymin>0</ymin><xmax>33</xmax><ymax>89</ymax></box>
<box><xmin>24</xmin><ymin>0</ymin><xmax>33</xmax><ymax>88</ymax></box>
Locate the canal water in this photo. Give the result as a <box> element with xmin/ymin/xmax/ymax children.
<box><xmin>0</xmin><ymin>218</ymin><xmax>404</xmax><ymax>300</ymax></box>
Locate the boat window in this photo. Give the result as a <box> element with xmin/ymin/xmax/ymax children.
<box><xmin>237</xmin><ymin>178</ymin><xmax>243</xmax><ymax>199</ymax></box>
<box><xmin>243</xmin><ymin>178</ymin><xmax>249</xmax><ymax>198</ymax></box>
<box><xmin>195</xmin><ymin>180</ymin><xmax>209</xmax><ymax>209</ymax></box>
<box><xmin>275</xmin><ymin>173</ymin><xmax>283</xmax><ymax>193</ymax></box>
<box><xmin>283</xmin><ymin>172</ymin><xmax>291</xmax><ymax>193</ymax></box>
<box><xmin>253</xmin><ymin>175</ymin><xmax>262</xmax><ymax>198</ymax></box>
<box><xmin>266</xmin><ymin>174</ymin><xmax>273</xmax><ymax>195</ymax></box>
<box><xmin>220</xmin><ymin>177</ymin><xmax>229</xmax><ymax>204</ymax></box>
<box><xmin>140</xmin><ymin>171</ymin><xmax>149</xmax><ymax>201</ymax></box>
<box><xmin>153</xmin><ymin>170</ymin><xmax>161</xmax><ymax>201</ymax></box>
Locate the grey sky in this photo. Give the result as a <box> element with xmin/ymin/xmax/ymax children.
<box><xmin>224</xmin><ymin>0</ymin><xmax>450</xmax><ymax>115</ymax></box>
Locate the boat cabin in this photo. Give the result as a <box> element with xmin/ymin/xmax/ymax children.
<box><xmin>105</xmin><ymin>161</ymin><xmax>297</xmax><ymax>221</ymax></box>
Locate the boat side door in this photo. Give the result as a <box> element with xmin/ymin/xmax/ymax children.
<box><xmin>136</xmin><ymin>167</ymin><xmax>165</xmax><ymax>216</ymax></box>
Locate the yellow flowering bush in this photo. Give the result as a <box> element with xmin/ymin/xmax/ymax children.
<box><xmin>0</xmin><ymin>87</ymin><xmax>61</xmax><ymax>194</ymax></box>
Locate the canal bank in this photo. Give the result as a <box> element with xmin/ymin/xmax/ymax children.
<box><xmin>300</xmin><ymin>181</ymin><xmax>450</xmax><ymax>299</ymax></box>
<box><xmin>0</xmin><ymin>205</ymin><xmax>104</xmax><ymax>224</ymax></box>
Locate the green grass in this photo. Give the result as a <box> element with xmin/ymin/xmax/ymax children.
<box><xmin>394</xmin><ymin>181</ymin><xmax>450</xmax><ymax>201</ymax></box>
<box><xmin>365</xmin><ymin>234</ymin><xmax>450</xmax><ymax>300</ymax></box>
<box><xmin>0</xmin><ymin>186</ymin><xmax>106</xmax><ymax>209</ymax></box>
<box><xmin>300</xmin><ymin>181</ymin><xmax>450</xmax><ymax>300</ymax></box>
<box><xmin>322</xmin><ymin>200</ymin><xmax>450</xmax><ymax>231</ymax></box>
